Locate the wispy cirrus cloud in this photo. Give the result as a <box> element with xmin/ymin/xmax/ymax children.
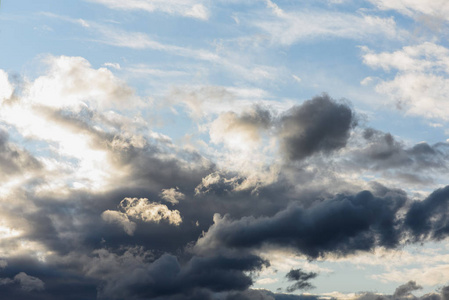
<box><xmin>249</xmin><ymin>0</ymin><xmax>405</xmax><ymax>46</ymax></box>
<box><xmin>85</xmin><ymin>0</ymin><xmax>210</xmax><ymax>20</ymax></box>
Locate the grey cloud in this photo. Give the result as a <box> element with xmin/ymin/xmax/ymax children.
<box><xmin>345</xmin><ymin>128</ymin><xmax>449</xmax><ymax>184</ymax></box>
<box><xmin>393</xmin><ymin>281</ymin><xmax>422</xmax><ymax>298</ymax></box>
<box><xmin>0</xmin><ymin>130</ymin><xmax>42</xmax><ymax>177</ymax></box>
<box><xmin>363</xmin><ymin>128</ymin><xmax>449</xmax><ymax>170</ymax></box>
<box><xmin>195</xmin><ymin>190</ymin><xmax>406</xmax><ymax>258</ymax></box>
<box><xmin>194</xmin><ymin>183</ymin><xmax>449</xmax><ymax>261</ymax></box>
<box><xmin>226</xmin><ymin>289</ymin><xmax>331</xmax><ymax>300</ymax></box>
<box><xmin>14</xmin><ymin>272</ymin><xmax>45</xmax><ymax>292</ymax></box>
<box><xmin>278</xmin><ymin>94</ymin><xmax>356</xmax><ymax>161</ymax></box>
<box><xmin>285</xmin><ymin>269</ymin><xmax>317</xmax><ymax>292</ymax></box>
<box><xmin>441</xmin><ymin>286</ymin><xmax>449</xmax><ymax>300</ymax></box>
<box><xmin>355</xmin><ymin>282</ymin><xmax>446</xmax><ymax>300</ymax></box>
<box><xmin>82</xmin><ymin>248</ymin><xmax>268</xmax><ymax>300</ymax></box>
<box><xmin>226</xmin><ymin>289</ymin><xmax>275</xmax><ymax>300</ymax></box>
<box><xmin>0</xmin><ymin>272</ymin><xmax>44</xmax><ymax>293</ymax></box>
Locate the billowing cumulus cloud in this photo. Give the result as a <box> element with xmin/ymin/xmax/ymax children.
<box><xmin>103</xmin><ymin>197</ymin><xmax>183</xmax><ymax>234</ymax></box>
<box><xmin>119</xmin><ymin>197</ymin><xmax>183</xmax><ymax>225</ymax></box>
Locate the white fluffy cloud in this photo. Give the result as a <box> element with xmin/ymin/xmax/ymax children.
<box><xmin>362</xmin><ymin>42</ymin><xmax>449</xmax><ymax>121</ymax></box>
<box><xmin>160</xmin><ymin>188</ymin><xmax>185</xmax><ymax>205</ymax></box>
<box><xmin>120</xmin><ymin>197</ymin><xmax>182</xmax><ymax>225</ymax></box>
<box><xmin>29</xmin><ymin>55</ymin><xmax>141</xmax><ymax>110</ymax></box>
<box><xmin>103</xmin><ymin>198</ymin><xmax>182</xmax><ymax>234</ymax></box>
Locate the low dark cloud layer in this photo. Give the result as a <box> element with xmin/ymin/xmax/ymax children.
<box><xmin>195</xmin><ymin>184</ymin><xmax>449</xmax><ymax>259</ymax></box>
<box><xmin>195</xmin><ymin>190</ymin><xmax>406</xmax><ymax>258</ymax></box>
<box><xmin>355</xmin><ymin>281</ymin><xmax>447</xmax><ymax>300</ymax></box>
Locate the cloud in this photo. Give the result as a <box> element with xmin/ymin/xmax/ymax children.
<box><xmin>252</xmin><ymin>2</ymin><xmax>402</xmax><ymax>46</ymax></box>
<box><xmin>102</xmin><ymin>198</ymin><xmax>183</xmax><ymax>235</ymax></box>
<box><xmin>0</xmin><ymin>70</ymin><xmax>14</xmax><ymax>103</ymax></box>
<box><xmin>13</xmin><ymin>272</ymin><xmax>45</xmax><ymax>292</ymax></box>
<box><xmin>285</xmin><ymin>269</ymin><xmax>318</xmax><ymax>292</ymax></box>
<box><xmin>368</xmin><ymin>0</ymin><xmax>449</xmax><ymax>20</ymax></box>
<box><xmin>0</xmin><ymin>130</ymin><xmax>42</xmax><ymax>179</ymax></box>
<box><xmin>195</xmin><ymin>189</ymin><xmax>406</xmax><ymax>258</ymax></box>
<box><xmin>28</xmin><ymin>55</ymin><xmax>141</xmax><ymax>110</ymax></box>
<box><xmin>0</xmin><ymin>272</ymin><xmax>44</xmax><ymax>293</ymax></box>
<box><xmin>278</xmin><ymin>94</ymin><xmax>356</xmax><ymax>161</ymax></box>
<box><xmin>404</xmin><ymin>185</ymin><xmax>449</xmax><ymax>241</ymax></box>
<box><xmin>355</xmin><ymin>282</ymin><xmax>446</xmax><ymax>300</ymax></box>
<box><xmin>101</xmin><ymin>210</ymin><xmax>137</xmax><ymax>235</ymax></box>
<box><xmin>160</xmin><ymin>188</ymin><xmax>186</xmax><ymax>205</ymax></box>
<box><xmin>393</xmin><ymin>281</ymin><xmax>422</xmax><ymax>298</ymax></box>
<box><xmin>86</xmin><ymin>0</ymin><xmax>210</xmax><ymax>20</ymax></box>
<box><xmin>362</xmin><ymin>43</ymin><xmax>449</xmax><ymax>121</ymax></box>
<box><xmin>210</xmin><ymin>105</ymin><xmax>273</xmax><ymax>150</ymax></box>
<box><xmin>341</xmin><ymin>128</ymin><xmax>449</xmax><ymax>185</ymax></box>
<box><xmin>119</xmin><ymin>197</ymin><xmax>183</xmax><ymax>225</ymax></box>
<box><xmin>83</xmin><ymin>247</ymin><xmax>267</xmax><ymax>299</ymax></box>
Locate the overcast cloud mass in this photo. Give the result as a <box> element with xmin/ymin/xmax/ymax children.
<box><xmin>1</xmin><ymin>0</ymin><xmax>449</xmax><ymax>299</ymax></box>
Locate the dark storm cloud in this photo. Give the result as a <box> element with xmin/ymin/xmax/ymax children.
<box><xmin>194</xmin><ymin>182</ymin><xmax>449</xmax><ymax>260</ymax></box>
<box><xmin>278</xmin><ymin>94</ymin><xmax>356</xmax><ymax>161</ymax></box>
<box><xmin>404</xmin><ymin>185</ymin><xmax>449</xmax><ymax>241</ymax></box>
<box><xmin>195</xmin><ymin>190</ymin><xmax>406</xmax><ymax>258</ymax></box>
<box><xmin>284</xmin><ymin>269</ymin><xmax>317</xmax><ymax>292</ymax></box>
<box><xmin>83</xmin><ymin>249</ymin><xmax>268</xmax><ymax>300</ymax></box>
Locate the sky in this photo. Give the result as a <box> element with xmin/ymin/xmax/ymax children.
<box><xmin>2</xmin><ymin>0</ymin><xmax>449</xmax><ymax>299</ymax></box>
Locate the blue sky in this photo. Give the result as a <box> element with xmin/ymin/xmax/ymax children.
<box><xmin>1</xmin><ymin>1</ymin><xmax>449</xmax><ymax>299</ymax></box>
